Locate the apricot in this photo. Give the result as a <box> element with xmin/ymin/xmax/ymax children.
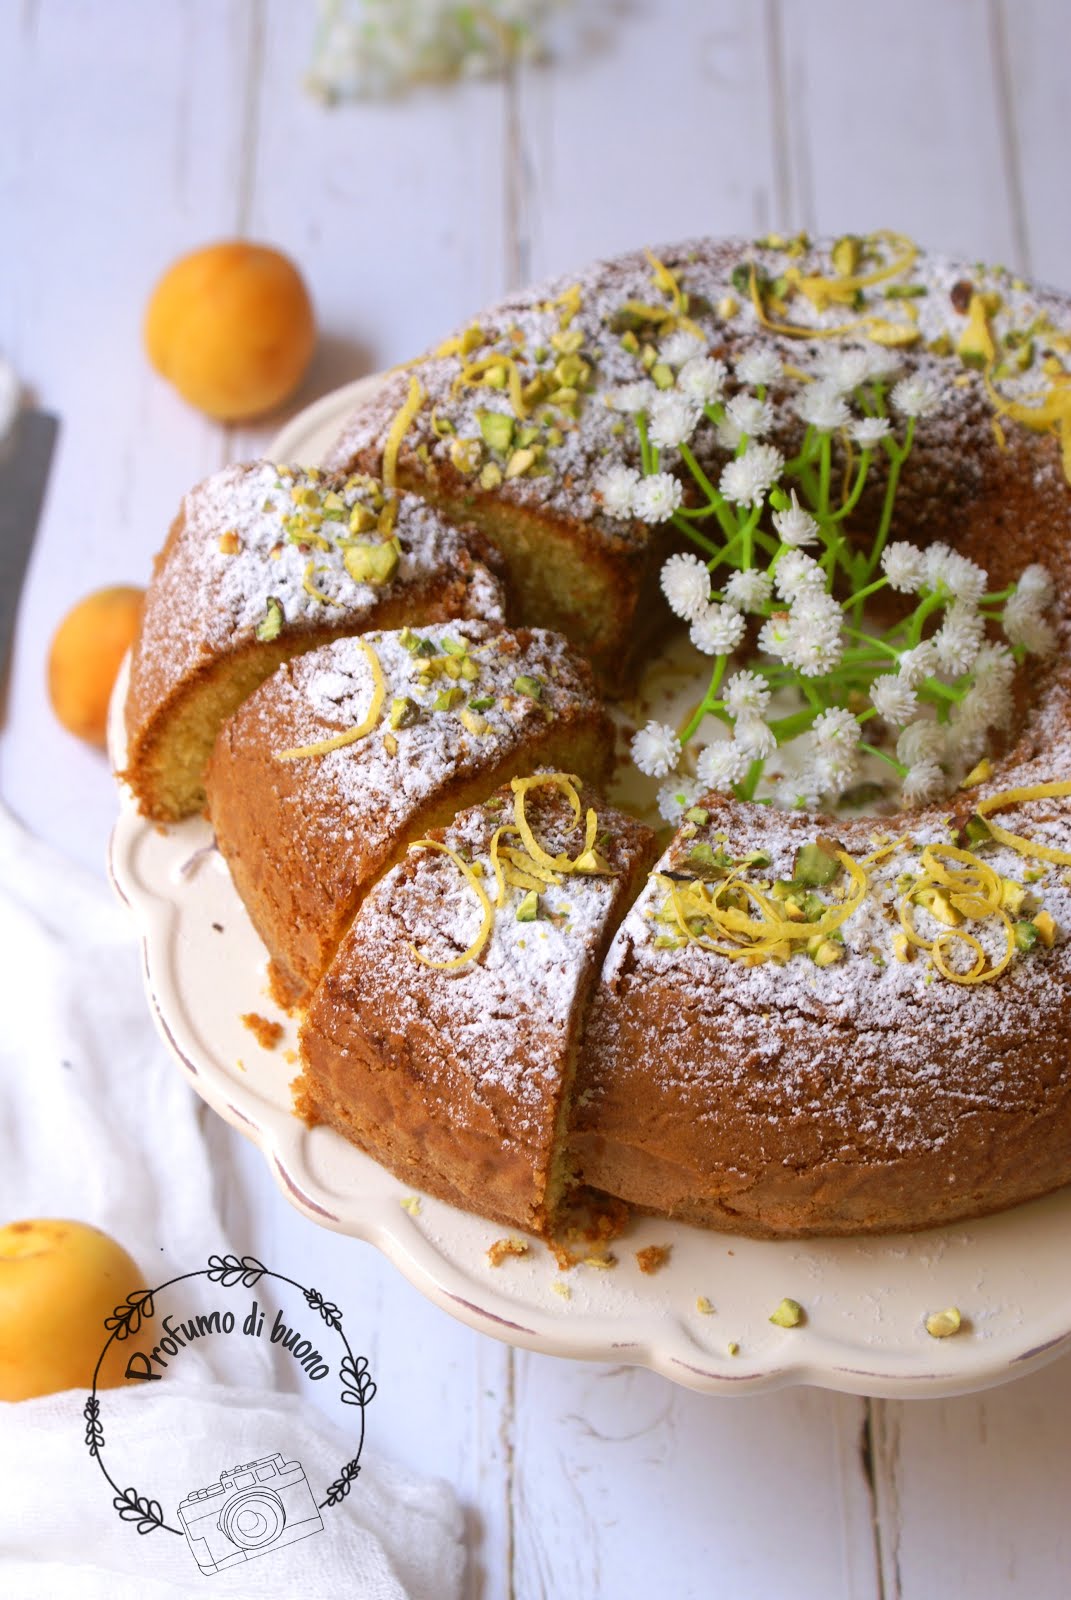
<box><xmin>48</xmin><ymin>584</ymin><xmax>144</xmax><ymax>748</ymax></box>
<box><xmin>145</xmin><ymin>241</ymin><xmax>316</xmax><ymax>421</ymax></box>
<box><xmin>0</xmin><ymin>1219</ymin><xmax>145</xmax><ymax>1399</ymax></box>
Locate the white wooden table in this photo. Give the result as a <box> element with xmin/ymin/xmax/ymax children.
<box><xmin>4</xmin><ymin>3</ymin><xmax>1071</xmax><ymax>1594</ymax></box>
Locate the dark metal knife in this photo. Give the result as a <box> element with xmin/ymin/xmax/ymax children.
<box><xmin>0</xmin><ymin>408</ymin><xmax>59</xmax><ymax>677</ymax></box>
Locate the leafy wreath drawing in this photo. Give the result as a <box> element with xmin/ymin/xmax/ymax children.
<box><xmin>85</xmin><ymin>1253</ymin><xmax>376</xmax><ymax>1537</ymax></box>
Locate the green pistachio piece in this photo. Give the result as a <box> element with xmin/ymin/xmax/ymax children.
<box><xmin>389</xmin><ymin>695</ymin><xmax>419</xmax><ymax>730</ymax></box>
<box><xmin>343</xmin><ymin>541</ymin><xmax>399</xmax><ymax>586</ymax></box>
<box><xmin>433</xmin><ymin>687</ymin><xmax>465</xmax><ymax>711</ymax></box>
<box><xmin>468</xmin><ymin>696</ymin><xmax>495</xmax><ymax>712</ymax></box>
<box><xmin>505</xmin><ymin>447</ymin><xmax>537</xmax><ymax>479</ymax></box>
<box><xmin>479</xmin><ymin>461</ymin><xmax>503</xmax><ymax>490</ymax></box>
<box><xmin>684</xmin><ymin>807</ymin><xmax>709</xmax><ymax>825</ymax></box>
<box><xmin>482</xmin><ymin>364</ymin><xmax>507</xmax><ymax>389</ymax></box>
<box><xmin>478</xmin><ymin>410</ymin><xmax>514</xmax><ymax>452</ymax></box>
<box><xmin>1014</xmin><ymin>920</ymin><xmax>1040</xmax><ymax>952</ymax></box>
<box><xmin>550</xmin><ymin>328</ymin><xmax>584</xmax><ymax>354</ymax></box>
<box><xmin>925</xmin><ymin>1307</ymin><xmax>962</xmax><ymax>1338</ymax></box>
<box><xmin>400</xmin><ymin>627</ymin><xmax>437</xmax><ymax>658</ymax></box>
<box><xmin>793</xmin><ymin>840</ymin><xmax>841</xmax><ymax>887</ymax></box>
<box><xmin>440</xmin><ymin>636</ymin><xmax>468</xmax><ymax>657</ymax></box>
<box><xmin>513</xmin><ymin>674</ymin><xmax>544</xmax><ymax>700</ymax></box>
<box><xmin>769</xmin><ymin>1298</ymin><xmax>803</xmax><ymax>1328</ymax></box>
<box><xmin>651</xmin><ymin>362</ymin><xmax>674</xmax><ymax>390</ymax></box>
<box><xmin>516</xmin><ymin>890</ymin><xmax>540</xmax><ymax>922</ymax></box>
<box><xmin>255</xmin><ymin>596</ymin><xmax>284</xmax><ymax>643</ymax></box>
<box><xmin>963</xmin><ymin>814</ymin><xmax>994</xmax><ymax>847</ymax></box>
<box><xmin>449</xmin><ymin>437</ymin><xmax>483</xmax><ymax>474</ymax></box>
<box><xmin>348</xmin><ymin>503</ymin><xmax>378</xmax><ymax>534</ymax></box>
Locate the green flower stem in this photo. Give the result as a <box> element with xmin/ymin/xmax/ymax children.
<box><xmin>669</xmin><ymin>509</ymin><xmax>720</xmax><ymax>557</ymax></box>
<box><xmin>818</xmin><ymin>435</ymin><xmax>832</xmax><ymax>519</ymax></box>
<box><xmin>842</xmin><ymin>574</ymin><xmax>890</xmax><ymax>610</ymax></box>
<box><xmin>978</xmin><ymin>585</ymin><xmax>1016</xmax><ymax>605</ymax></box>
<box><xmin>768</xmin><ymin>707</ymin><xmax>821</xmax><ymax>742</ymax></box>
<box><xmin>905</xmin><ymin>588</ymin><xmax>944</xmax><ymax>647</ymax></box>
<box><xmin>918</xmin><ymin>677</ymin><xmax>960</xmax><ymax>704</ymax></box>
<box><xmin>738</xmin><ymin>758</ymin><xmax>767</xmax><ymax>802</ymax></box>
<box><xmin>679</xmin><ymin>655</ymin><xmax>728</xmax><ymax>744</ymax></box>
<box><xmin>859</xmin><ymin>741</ymin><xmax>905</xmax><ymax>775</ymax></box>
<box><xmin>843</xmin><ymin>625</ymin><xmax>901</xmax><ymax>659</ymax></box>
<box><xmin>865</xmin><ymin>416</ymin><xmax>916</xmax><ymax>579</ymax></box>
<box><xmin>828</xmin><ymin>450</ymin><xmax>873</xmax><ymax>523</ymax></box>
<box><xmin>677</xmin><ymin>441</ymin><xmax>738</xmax><ymax>540</ymax></box>
<box><xmin>636</xmin><ymin>414</ymin><xmax>653</xmax><ymax>475</ymax></box>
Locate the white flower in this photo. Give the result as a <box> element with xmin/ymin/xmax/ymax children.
<box><xmin>937</xmin><ymin>550</ymin><xmax>987</xmax><ymax>605</ymax></box>
<box><xmin>696</xmin><ymin>739</ymin><xmax>748</xmax><ymax>790</ymax></box>
<box><xmin>657</xmin><ymin>775</ymin><xmax>702</xmax><ymax>822</ymax></box>
<box><xmin>870</xmin><ymin>674</ymin><xmax>918</xmax><ymax>726</ymax></box>
<box><xmin>863</xmin><ymin>347</ymin><xmax>902</xmax><ymax>383</ymax></box>
<box><xmin>631</xmin><ymin>720</ymin><xmax>681</xmax><ymax>777</ymax></box>
<box><xmin>814</xmin><ymin>347</ymin><xmax>872</xmax><ymax>394</ymax></box>
<box><xmin>934</xmin><ymin>601</ymin><xmax>985</xmax><ymax>675</ymax></box>
<box><xmin>772</xmin><ymin>490</ymin><xmax>819</xmax><ymax>549</ymax></box>
<box><xmin>758</xmin><ymin>612</ymin><xmax>792</xmax><ymax>659</ymax></box>
<box><xmin>1017</xmin><ymin>563</ymin><xmax>1054</xmax><ymax>608</ymax></box>
<box><xmin>735</xmin><ymin>348</ymin><xmax>782</xmax><ymax>388</ymax></box>
<box><xmin>881</xmin><ymin>541</ymin><xmax>927</xmax><ymax>593</ymax></box>
<box><xmin>608</xmin><ymin>380</ymin><xmax>656</xmax><ymax>413</ymax></box>
<box><xmin>660</xmin><ymin>551</ymin><xmax>710</xmax><ymax>620</ymax></box>
<box><xmin>1003</xmin><ymin>592</ymin><xmax>1057</xmax><ymax>654</ymax></box>
<box><xmin>733</xmin><ymin>715</ymin><xmax>776</xmax><ymax>759</ymax></box>
<box><xmin>813</xmin><ymin>706</ymin><xmax>861</xmax><ymax>752</ymax></box>
<box><xmin>632</xmin><ymin>472</ymin><xmax>682</xmax><ymax>523</ymax></box>
<box><xmin>774</xmin><ymin>549</ymin><xmax>825</xmax><ymax>601</ymax></box>
<box><xmin>690</xmin><ymin>603</ymin><xmax>746</xmax><ymax>657</ymax></box>
<box><xmin>596</xmin><ymin>463</ymin><xmax>640</xmax><ymax>517</ymax></box>
<box><xmin>972</xmin><ymin>641</ymin><xmax>1015</xmax><ymax>688</ymax></box>
<box><xmin>897</xmin><ymin>640</ymin><xmax>938</xmax><ymax>687</ymax></box>
<box><xmin>723</xmin><ymin>668</ymin><xmax>771</xmax><ymax>719</ymax></box>
<box><xmin>890</xmin><ymin>374</ymin><xmax>944</xmax><ymax>419</ymax></box>
<box><xmin>660</xmin><ymin>329</ymin><xmax>705</xmax><ymax>367</ymax></box>
<box><xmin>849</xmin><ymin>416</ymin><xmax>891</xmax><ymax>449</ymax></box>
<box><xmin>648</xmin><ymin>392</ymin><xmax>700</xmax><ymax>449</ymax></box>
<box><xmin>715</xmin><ymin>416</ymin><xmax>744</xmax><ymax>451</ymax></box>
<box><xmin>725</xmin><ymin>393</ymin><xmax>774</xmax><ymax>439</ymax></box>
<box><xmin>777</xmin><ymin>771</ymin><xmax>822</xmax><ymax>811</ymax></box>
<box><xmin>897</xmin><ymin>719</ymin><xmax>946</xmax><ymax>766</ymax></box>
<box><xmin>956</xmin><ymin>677</ymin><xmax>1012</xmax><ymax>735</ymax></box>
<box><xmin>719</xmin><ymin>443</ymin><xmax>783</xmax><ymax>506</ymax></box>
<box><xmin>723</xmin><ymin>567</ymin><xmax>773</xmax><ymax>613</ymax></box>
<box><xmin>902</xmin><ymin>759</ymin><xmax>944</xmax><ymax>804</ymax></box>
<box><xmin>678</xmin><ymin>356</ymin><xmax>727</xmax><ymax>405</ymax></box>
<box><xmin>795</xmin><ymin>383</ymin><xmax>850</xmax><ymax>433</ymax></box>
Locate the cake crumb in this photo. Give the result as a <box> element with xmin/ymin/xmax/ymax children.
<box><xmin>284</xmin><ymin>1048</ymin><xmax>298</xmax><ymax>1065</ymax></box>
<box><xmin>487</xmin><ymin>1236</ymin><xmax>529</xmax><ymax>1267</ymax></box>
<box><xmin>241</xmin><ymin>1012</ymin><xmax>284</xmax><ymax>1050</ymax></box>
<box><xmin>583</xmin><ymin>1252</ymin><xmax>617</xmax><ymax>1270</ymax></box>
<box><xmin>635</xmin><ymin>1244</ymin><xmax>671</xmax><ymax>1276</ymax></box>
<box><xmin>551</xmin><ymin>1280</ymin><xmax>571</xmax><ymax>1299</ymax></box>
<box><xmin>727</xmin><ymin>1341</ymin><xmax>740</xmax><ymax>1356</ymax></box>
<box><xmin>400</xmin><ymin>1196</ymin><xmax>422</xmax><ymax>1217</ymax></box>
<box><xmin>696</xmin><ymin>1296</ymin><xmax>714</xmax><ymax>1315</ymax></box>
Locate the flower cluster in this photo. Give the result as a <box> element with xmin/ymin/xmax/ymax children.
<box><xmin>597</xmin><ymin>327</ymin><xmax>1057</xmax><ymax>820</ymax></box>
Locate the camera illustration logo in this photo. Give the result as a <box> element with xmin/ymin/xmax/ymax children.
<box><xmin>178</xmin><ymin>1452</ymin><xmax>323</xmax><ymax>1574</ymax></box>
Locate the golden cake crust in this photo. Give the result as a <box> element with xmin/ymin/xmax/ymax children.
<box><xmin>298</xmin><ymin>777</ymin><xmax>657</xmax><ymax>1235</ymax></box>
<box><xmin>205</xmin><ymin>624</ymin><xmax>614</xmax><ymax>1006</ymax></box>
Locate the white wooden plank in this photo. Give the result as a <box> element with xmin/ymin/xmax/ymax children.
<box><xmin>777</xmin><ymin>0</ymin><xmax>1019</xmax><ymax>262</ymax></box>
<box><xmin>0</xmin><ymin>0</ymin><xmax>254</xmax><ymax>871</ymax></box>
<box><xmin>510</xmin><ymin>0</ymin><xmax>782</xmax><ymax>287</ymax></box>
<box><xmin>227</xmin><ymin>0</ymin><xmax>513</xmax><ymax>469</ymax></box>
<box><xmin>998</xmin><ymin>0</ymin><xmax>1071</xmax><ymax>285</ymax></box>
<box><xmin>510</xmin><ymin>1357</ymin><xmax>878</xmax><ymax>1600</ymax></box>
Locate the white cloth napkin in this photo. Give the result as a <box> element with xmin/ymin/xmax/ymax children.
<box><xmin>0</xmin><ymin>804</ymin><xmax>465</xmax><ymax>1599</ymax></box>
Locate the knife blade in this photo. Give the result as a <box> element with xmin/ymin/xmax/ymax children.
<box><xmin>0</xmin><ymin>408</ymin><xmax>59</xmax><ymax>677</ymax></box>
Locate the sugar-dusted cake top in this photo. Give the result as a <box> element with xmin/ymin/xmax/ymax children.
<box><xmin>327</xmin><ymin>771</ymin><xmax>655</xmax><ymax>1112</ymax></box>
<box><xmin>325</xmin><ymin>231</ymin><xmax>1071</xmax><ymax>539</ymax></box>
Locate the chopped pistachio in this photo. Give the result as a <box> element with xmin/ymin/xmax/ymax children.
<box><xmin>695</xmin><ymin>1296</ymin><xmax>714</xmax><ymax>1315</ymax></box>
<box><xmin>400</xmin><ymin>627</ymin><xmax>437</xmax><ymax>658</ymax></box>
<box><xmin>1014</xmin><ymin>920</ymin><xmax>1039</xmax><ymax>952</ymax></box>
<box><xmin>726</xmin><ymin>1340</ymin><xmax>739</xmax><ymax>1356</ymax></box>
<box><xmin>433</xmin><ymin>687</ymin><xmax>465</xmax><ymax>712</ymax></box>
<box><xmin>684</xmin><ymin>806</ymin><xmax>709</xmax><ymax>825</ymax></box>
<box><xmin>1034</xmin><ymin>910</ymin><xmax>1058</xmax><ymax>947</ymax></box>
<box><xmin>769</xmin><ymin>1297</ymin><xmax>803</xmax><ymax>1328</ymax></box>
<box><xmin>482</xmin><ymin>363</ymin><xmax>507</xmax><ymax>389</ymax></box>
<box><xmin>794</xmin><ymin>840</ymin><xmax>841</xmax><ymax>887</ymax></box>
<box><xmin>389</xmin><ymin>695</ymin><xmax>419</xmax><ymax>731</ymax></box>
<box><xmin>505</xmin><ymin>446</ymin><xmax>537</xmax><ymax>479</ymax></box>
<box><xmin>516</xmin><ymin>889</ymin><xmax>540</xmax><ymax>922</ymax></box>
<box><xmin>399</xmin><ymin>1196</ymin><xmax>421</xmax><ymax>1217</ymax></box>
<box><xmin>892</xmin><ymin>932</ymin><xmax>912</xmax><ymax>963</ymax></box>
<box><xmin>255</xmin><ymin>596</ymin><xmax>284</xmax><ymax>643</ymax></box>
<box><xmin>343</xmin><ymin>540</ymin><xmax>399</xmax><ymax>586</ymax></box>
<box><xmin>717</xmin><ymin>294</ymin><xmax>739</xmax><ymax>319</ymax></box>
<box><xmin>651</xmin><ymin>362</ymin><xmax>674</xmax><ymax>390</ymax></box>
<box><xmin>831</xmin><ymin>234</ymin><xmax>861</xmax><ymax>277</ymax></box>
<box><xmin>513</xmin><ymin>674</ymin><xmax>543</xmax><ymax>700</ymax></box>
<box><xmin>440</xmin><ymin>636</ymin><xmax>467</xmax><ymax>657</ymax></box>
<box><xmin>449</xmin><ymin>436</ymin><xmax>483</xmax><ymax>474</ymax></box>
<box><xmin>348</xmin><ymin>502</ymin><xmax>378</xmax><ymax>534</ymax></box>
<box><xmin>1000</xmin><ymin>878</ymin><xmax>1027</xmax><ymax>914</ymax></box>
<box><xmin>460</xmin><ymin>707</ymin><xmax>489</xmax><ymax>737</ymax></box>
<box><xmin>964</xmin><ymin>814</ymin><xmax>993</xmax><ymax>847</ymax></box>
<box><xmin>883</xmin><ymin>282</ymin><xmax>928</xmax><ymax>299</ymax></box>
<box><xmin>478</xmin><ymin>410</ymin><xmax>514</xmax><ymax>452</ymax></box>
<box><xmin>925</xmin><ymin>1306</ymin><xmax>962</xmax><ymax>1338</ymax></box>
<box><xmin>469</xmin><ymin>695</ymin><xmax>495</xmax><ymax>712</ymax></box>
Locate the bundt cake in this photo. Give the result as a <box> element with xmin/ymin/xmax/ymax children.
<box><xmin>204</xmin><ymin>623</ymin><xmax>613</xmax><ymax>1005</ymax></box>
<box><xmin>126</xmin><ymin>229</ymin><xmax>1071</xmax><ymax>1242</ymax></box>
<box><xmin>123</xmin><ymin>462</ymin><xmax>505</xmax><ymax>820</ymax></box>
<box><xmin>298</xmin><ymin>773</ymin><xmax>657</xmax><ymax>1235</ymax></box>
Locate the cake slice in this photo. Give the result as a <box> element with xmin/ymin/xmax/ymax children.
<box><xmin>296</xmin><ymin>772</ymin><xmax>657</xmax><ymax>1234</ymax></box>
<box><xmin>123</xmin><ymin>461</ymin><xmax>506</xmax><ymax>820</ymax></box>
<box><xmin>205</xmin><ymin>623</ymin><xmax>614</xmax><ymax>1006</ymax></box>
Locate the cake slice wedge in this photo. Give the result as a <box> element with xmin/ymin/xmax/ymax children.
<box><xmin>296</xmin><ymin>772</ymin><xmax>657</xmax><ymax>1235</ymax></box>
<box><xmin>205</xmin><ymin>623</ymin><xmax>613</xmax><ymax>1006</ymax></box>
<box><xmin>123</xmin><ymin>461</ymin><xmax>506</xmax><ymax>820</ymax></box>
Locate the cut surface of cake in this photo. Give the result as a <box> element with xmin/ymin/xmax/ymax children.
<box><xmin>205</xmin><ymin>623</ymin><xmax>614</xmax><ymax>1006</ymax></box>
<box><xmin>297</xmin><ymin>772</ymin><xmax>657</xmax><ymax>1235</ymax></box>
<box><xmin>123</xmin><ymin>461</ymin><xmax>506</xmax><ymax>820</ymax></box>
